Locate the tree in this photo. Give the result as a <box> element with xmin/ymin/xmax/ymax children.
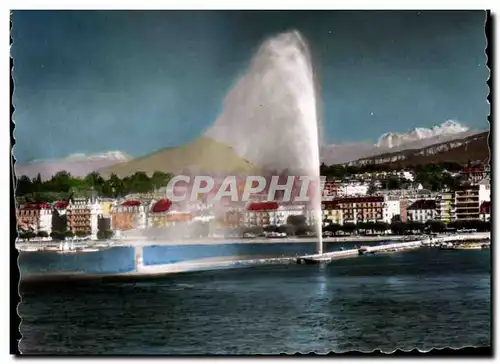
<box><xmin>367</xmin><ymin>182</ymin><xmax>377</xmax><ymax>195</ymax></box>
<box><xmin>287</xmin><ymin>215</ymin><xmax>307</xmax><ymax>227</ymax></box>
<box><xmin>425</xmin><ymin>220</ymin><xmax>445</xmax><ymax>233</ymax></box>
<box><xmin>103</xmin><ymin>230</ymin><xmax>114</xmax><ymax>240</ymax></box>
<box><xmin>342</xmin><ymin>222</ymin><xmax>357</xmax><ymax>235</ymax></box>
<box><xmin>37</xmin><ymin>231</ymin><xmax>49</xmax><ymax>238</ymax></box>
<box><xmin>264</xmin><ymin>225</ymin><xmax>278</xmax><ymax>233</ymax></box>
<box><xmin>295</xmin><ymin>224</ymin><xmax>311</xmax><ymax>236</ymax></box>
<box><xmin>151</xmin><ymin>171</ymin><xmax>173</xmax><ymax>190</ymax></box>
<box><xmin>374</xmin><ymin>221</ymin><xmax>389</xmax><ymax>234</ymax></box>
<box><xmin>64</xmin><ymin>230</ymin><xmax>75</xmax><ymax>239</ymax></box>
<box><xmin>278</xmin><ymin>224</ymin><xmax>296</xmax><ymax>236</ymax></box>
<box><xmin>75</xmin><ymin>230</ymin><xmax>87</xmax><ymax>238</ymax></box>
<box><xmin>390</xmin><ymin>221</ymin><xmax>406</xmax><ymax>235</ymax></box>
<box><xmin>325</xmin><ymin>223</ymin><xmax>342</xmax><ymax>236</ymax></box>
<box><xmin>50</xmin><ymin>231</ymin><xmax>62</xmax><ymax>240</ymax></box>
<box><xmin>387</xmin><ymin>177</ymin><xmax>402</xmax><ymax>190</ymax></box>
<box><xmin>16</xmin><ymin>175</ymin><xmax>33</xmax><ymax>196</ymax></box>
<box><xmin>25</xmin><ymin>231</ymin><xmax>36</xmax><ymax>241</ymax></box>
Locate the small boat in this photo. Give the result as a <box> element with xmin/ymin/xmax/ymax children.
<box><xmin>20</xmin><ymin>246</ymin><xmax>39</xmax><ymax>252</ymax></box>
<box><xmin>43</xmin><ymin>246</ymin><xmax>60</xmax><ymax>251</ymax></box>
<box><xmin>79</xmin><ymin>248</ymin><xmax>100</xmax><ymax>253</ymax></box>
<box><xmin>454</xmin><ymin>244</ymin><xmax>483</xmax><ymax>250</ymax></box>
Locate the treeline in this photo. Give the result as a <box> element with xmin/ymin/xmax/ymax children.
<box><xmin>18</xmin><ymin>229</ymin><xmax>114</xmax><ymax>241</ymax></box>
<box><xmin>320</xmin><ymin>162</ymin><xmax>478</xmax><ymax>191</ymax></box>
<box><xmin>15</xmin><ymin>171</ymin><xmax>173</xmax><ymax>203</ymax></box>
<box><xmin>322</xmin><ymin>219</ymin><xmax>491</xmax><ymax>236</ymax></box>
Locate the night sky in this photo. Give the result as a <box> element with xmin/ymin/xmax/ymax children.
<box><xmin>12</xmin><ymin>10</ymin><xmax>489</xmax><ymax>163</ymax></box>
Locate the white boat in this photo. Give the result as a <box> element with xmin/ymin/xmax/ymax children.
<box><xmin>20</xmin><ymin>246</ymin><xmax>39</xmax><ymax>252</ymax></box>
<box><xmin>79</xmin><ymin>248</ymin><xmax>100</xmax><ymax>253</ymax></box>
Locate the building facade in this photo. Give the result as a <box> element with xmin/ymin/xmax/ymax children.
<box><xmin>454</xmin><ymin>185</ymin><xmax>480</xmax><ymax>220</ymax></box>
<box><xmin>111</xmin><ymin>200</ymin><xmax>148</xmax><ymax>231</ymax></box>
<box><xmin>328</xmin><ymin>196</ymin><xmax>384</xmax><ymax>224</ymax></box>
<box><xmin>16</xmin><ymin>202</ymin><xmax>52</xmax><ymax>234</ymax></box>
<box><xmin>322</xmin><ymin>201</ymin><xmax>344</xmax><ymax>225</ymax></box>
<box><xmin>67</xmin><ymin>197</ymin><xmax>102</xmax><ymax>239</ymax></box>
<box><xmin>435</xmin><ymin>192</ymin><xmax>454</xmax><ymax>223</ymax></box>
<box><xmin>382</xmin><ymin>197</ymin><xmax>401</xmax><ymax>224</ymax></box>
<box><xmin>407</xmin><ymin>200</ymin><xmax>438</xmax><ymax>223</ymax></box>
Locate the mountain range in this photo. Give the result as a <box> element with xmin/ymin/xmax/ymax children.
<box><xmin>320</xmin><ymin>120</ymin><xmax>482</xmax><ymax>165</ymax></box>
<box><xmin>14</xmin><ymin>120</ymin><xmax>489</xmax><ymax>180</ymax></box>
<box><xmin>14</xmin><ymin>151</ymin><xmax>132</xmax><ymax>180</ymax></box>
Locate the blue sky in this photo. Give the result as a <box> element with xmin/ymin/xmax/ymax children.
<box><xmin>12</xmin><ymin>10</ymin><xmax>489</xmax><ymax>163</ymax></box>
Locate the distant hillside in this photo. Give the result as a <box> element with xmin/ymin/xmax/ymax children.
<box><xmin>346</xmin><ymin>131</ymin><xmax>490</xmax><ymax>168</ymax></box>
<box><xmin>98</xmin><ymin>136</ymin><xmax>261</xmax><ymax>178</ymax></box>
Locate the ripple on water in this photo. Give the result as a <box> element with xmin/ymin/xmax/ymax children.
<box><xmin>19</xmin><ymin>249</ymin><xmax>490</xmax><ymax>354</ymax></box>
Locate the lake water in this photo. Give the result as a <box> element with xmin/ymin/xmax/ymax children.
<box><xmin>18</xmin><ymin>247</ymin><xmax>491</xmax><ymax>354</ymax></box>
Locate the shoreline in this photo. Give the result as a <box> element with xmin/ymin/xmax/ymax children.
<box><xmin>16</xmin><ymin>232</ymin><xmax>490</xmax><ymax>249</ymax></box>
<box><xmin>16</xmin><ymin>234</ymin><xmax>421</xmax><ymax>248</ymax></box>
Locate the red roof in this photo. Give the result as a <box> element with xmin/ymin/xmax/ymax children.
<box><xmin>54</xmin><ymin>201</ymin><xmax>69</xmax><ymax>209</ymax></box>
<box><xmin>121</xmin><ymin>200</ymin><xmax>142</xmax><ymax>207</ymax></box>
<box><xmin>463</xmin><ymin>167</ymin><xmax>484</xmax><ymax>173</ymax></box>
<box><xmin>151</xmin><ymin>199</ymin><xmax>172</xmax><ymax>213</ymax></box>
<box><xmin>247</xmin><ymin>202</ymin><xmax>279</xmax><ymax>211</ymax></box>
<box><xmin>23</xmin><ymin>202</ymin><xmax>51</xmax><ymax>210</ymax></box>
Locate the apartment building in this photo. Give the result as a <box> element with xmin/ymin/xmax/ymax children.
<box><xmin>454</xmin><ymin>185</ymin><xmax>480</xmax><ymax>220</ymax></box>
<box><xmin>322</xmin><ymin>201</ymin><xmax>343</xmax><ymax>225</ymax></box>
<box><xmin>330</xmin><ymin>196</ymin><xmax>384</xmax><ymax>224</ymax></box>
<box><xmin>67</xmin><ymin>197</ymin><xmax>102</xmax><ymax>239</ymax></box>
<box><xmin>111</xmin><ymin>200</ymin><xmax>148</xmax><ymax>231</ymax></box>
<box><xmin>435</xmin><ymin>191</ymin><xmax>454</xmax><ymax>223</ymax></box>
<box><xmin>407</xmin><ymin>200</ymin><xmax>438</xmax><ymax>223</ymax></box>
<box><xmin>16</xmin><ymin>202</ymin><xmax>52</xmax><ymax>234</ymax></box>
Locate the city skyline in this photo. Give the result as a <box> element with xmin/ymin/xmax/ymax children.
<box><xmin>12</xmin><ymin>10</ymin><xmax>489</xmax><ymax>163</ymax></box>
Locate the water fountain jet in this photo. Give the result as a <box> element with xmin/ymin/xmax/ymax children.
<box><xmin>207</xmin><ymin>30</ymin><xmax>324</xmax><ymax>254</ymax></box>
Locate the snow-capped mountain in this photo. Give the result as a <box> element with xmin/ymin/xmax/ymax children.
<box><xmin>320</xmin><ymin>120</ymin><xmax>483</xmax><ymax>165</ymax></box>
<box><xmin>15</xmin><ymin>151</ymin><xmax>132</xmax><ymax>181</ymax></box>
<box><xmin>375</xmin><ymin>120</ymin><xmax>469</xmax><ymax>149</ymax></box>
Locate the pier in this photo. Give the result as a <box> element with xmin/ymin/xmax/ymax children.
<box><xmin>296</xmin><ymin>232</ymin><xmax>491</xmax><ymax>264</ymax></box>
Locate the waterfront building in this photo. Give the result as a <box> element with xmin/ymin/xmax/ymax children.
<box><xmin>322</xmin><ymin>201</ymin><xmax>343</xmax><ymax>225</ymax></box>
<box><xmin>327</xmin><ymin>196</ymin><xmax>384</xmax><ymax>224</ymax></box>
<box><xmin>111</xmin><ymin>200</ymin><xmax>147</xmax><ymax>231</ymax></box>
<box><xmin>399</xmin><ymin>199</ymin><xmax>409</xmax><ymax>223</ymax></box>
<box><xmin>407</xmin><ymin>200</ymin><xmax>438</xmax><ymax>223</ymax></box>
<box><xmin>148</xmin><ymin>198</ymin><xmax>193</xmax><ymax>227</ymax></box>
<box><xmin>454</xmin><ymin>185</ymin><xmax>480</xmax><ymax>220</ymax></box>
<box><xmin>244</xmin><ymin>201</ymin><xmax>279</xmax><ymax>227</ymax></box>
<box><xmin>480</xmin><ymin>201</ymin><xmax>491</xmax><ymax>221</ymax></box>
<box><xmin>322</xmin><ymin>181</ymin><xmax>340</xmax><ymax>199</ymax></box>
<box><xmin>224</xmin><ymin>209</ymin><xmax>246</xmax><ymax>228</ymax></box>
<box><xmin>435</xmin><ymin>192</ymin><xmax>454</xmax><ymax>223</ymax></box>
<box><xmin>67</xmin><ymin>197</ymin><xmax>102</xmax><ymax>239</ymax></box>
<box><xmin>382</xmin><ymin>197</ymin><xmax>401</xmax><ymax>224</ymax></box>
<box><xmin>16</xmin><ymin>202</ymin><xmax>52</xmax><ymax>235</ymax></box>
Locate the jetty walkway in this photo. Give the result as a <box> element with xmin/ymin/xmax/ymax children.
<box><xmin>296</xmin><ymin>232</ymin><xmax>491</xmax><ymax>264</ymax></box>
